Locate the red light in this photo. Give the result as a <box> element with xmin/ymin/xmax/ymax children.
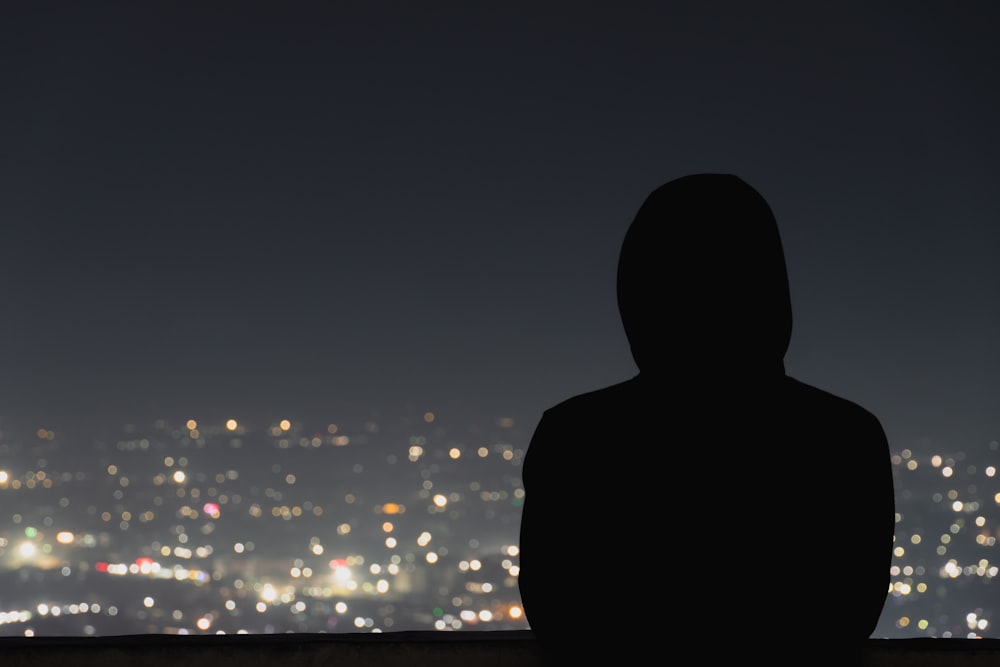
<box><xmin>96</xmin><ymin>562</ymin><xmax>109</xmax><ymax>573</ymax></box>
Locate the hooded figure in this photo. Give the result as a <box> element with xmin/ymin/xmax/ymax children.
<box><xmin>518</xmin><ymin>174</ymin><xmax>894</xmax><ymax>664</ymax></box>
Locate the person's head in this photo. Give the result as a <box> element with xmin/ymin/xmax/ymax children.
<box><xmin>617</xmin><ymin>173</ymin><xmax>792</xmax><ymax>377</ymax></box>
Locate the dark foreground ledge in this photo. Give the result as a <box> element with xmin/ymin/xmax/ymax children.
<box><xmin>2</xmin><ymin>631</ymin><xmax>1000</xmax><ymax>666</ymax></box>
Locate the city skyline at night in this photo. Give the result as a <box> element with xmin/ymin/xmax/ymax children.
<box><xmin>0</xmin><ymin>407</ymin><xmax>529</xmax><ymax>635</ymax></box>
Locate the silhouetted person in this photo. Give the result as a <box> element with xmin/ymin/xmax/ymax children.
<box><xmin>518</xmin><ymin>174</ymin><xmax>895</xmax><ymax>665</ymax></box>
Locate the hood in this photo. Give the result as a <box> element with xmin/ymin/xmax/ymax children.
<box><xmin>617</xmin><ymin>173</ymin><xmax>792</xmax><ymax>378</ymax></box>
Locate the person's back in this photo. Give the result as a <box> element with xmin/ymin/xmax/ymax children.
<box><xmin>517</xmin><ymin>174</ymin><xmax>895</xmax><ymax>664</ymax></box>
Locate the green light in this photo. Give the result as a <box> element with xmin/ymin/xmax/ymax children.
<box><xmin>24</xmin><ymin>527</ymin><xmax>37</xmax><ymax>538</ymax></box>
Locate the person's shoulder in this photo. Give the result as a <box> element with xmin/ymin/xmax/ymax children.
<box><xmin>783</xmin><ymin>376</ymin><xmax>885</xmax><ymax>431</ymax></box>
<box><xmin>543</xmin><ymin>376</ymin><xmax>641</xmax><ymax>417</ymax></box>
<box><xmin>524</xmin><ymin>377</ymin><xmax>642</xmax><ymax>468</ymax></box>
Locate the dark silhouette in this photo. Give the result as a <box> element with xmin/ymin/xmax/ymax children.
<box><xmin>517</xmin><ymin>174</ymin><xmax>895</xmax><ymax>663</ymax></box>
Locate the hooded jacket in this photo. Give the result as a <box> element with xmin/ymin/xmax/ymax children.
<box><xmin>518</xmin><ymin>174</ymin><xmax>894</xmax><ymax>662</ymax></box>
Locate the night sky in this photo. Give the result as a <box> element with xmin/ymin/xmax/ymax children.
<box><xmin>3</xmin><ymin>2</ymin><xmax>998</xmax><ymax>455</ymax></box>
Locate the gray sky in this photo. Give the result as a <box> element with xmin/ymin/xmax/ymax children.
<box><xmin>2</xmin><ymin>2</ymin><xmax>998</xmax><ymax>452</ymax></box>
